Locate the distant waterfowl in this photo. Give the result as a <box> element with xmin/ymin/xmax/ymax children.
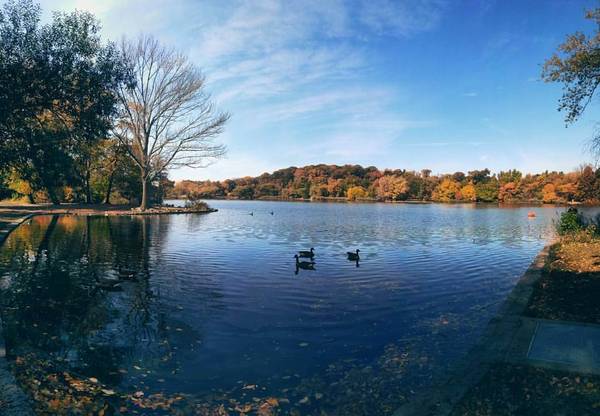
<box><xmin>270</xmin><ymin>211</ymin><xmax>274</xmax><ymax>215</ymax></box>
<box><xmin>298</xmin><ymin>248</ymin><xmax>315</xmax><ymax>258</ymax></box>
<box><xmin>294</xmin><ymin>255</ymin><xmax>316</xmax><ymax>271</ymax></box>
<box><xmin>249</xmin><ymin>212</ymin><xmax>254</xmax><ymax>216</ymax></box>
<box><xmin>347</xmin><ymin>249</ymin><xmax>360</xmax><ymax>261</ymax></box>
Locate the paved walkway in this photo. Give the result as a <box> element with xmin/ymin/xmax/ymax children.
<box><xmin>0</xmin><ymin>211</ymin><xmax>35</xmax><ymax>415</ymax></box>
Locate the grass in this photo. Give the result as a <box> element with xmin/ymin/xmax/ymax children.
<box><xmin>525</xmin><ymin>234</ymin><xmax>600</xmax><ymax>324</ymax></box>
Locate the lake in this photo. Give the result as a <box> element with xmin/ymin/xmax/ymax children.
<box><xmin>0</xmin><ymin>201</ymin><xmax>566</xmax><ymax>414</ymax></box>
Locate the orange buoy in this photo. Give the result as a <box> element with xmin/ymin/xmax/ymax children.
<box><xmin>527</xmin><ymin>211</ymin><xmax>536</xmax><ymax>218</ymax></box>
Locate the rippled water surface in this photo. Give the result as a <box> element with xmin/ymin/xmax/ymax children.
<box><xmin>0</xmin><ymin>201</ymin><xmax>567</xmax><ymax>414</ymax></box>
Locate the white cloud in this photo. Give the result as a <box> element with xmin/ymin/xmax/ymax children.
<box><xmin>35</xmin><ymin>0</ymin><xmax>449</xmax><ymax>179</ymax></box>
<box><xmin>358</xmin><ymin>0</ymin><xmax>447</xmax><ymax>36</ymax></box>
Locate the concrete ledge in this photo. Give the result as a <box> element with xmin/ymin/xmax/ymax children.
<box><xmin>393</xmin><ymin>245</ymin><xmax>551</xmax><ymax>416</ymax></box>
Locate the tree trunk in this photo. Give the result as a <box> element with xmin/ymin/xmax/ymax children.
<box><xmin>40</xmin><ymin>174</ymin><xmax>60</xmax><ymax>205</ymax></box>
<box><xmin>85</xmin><ymin>167</ymin><xmax>92</xmax><ymax>204</ymax></box>
<box><xmin>47</xmin><ymin>188</ymin><xmax>60</xmax><ymax>205</ymax></box>
<box><xmin>140</xmin><ymin>173</ymin><xmax>149</xmax><ymax>211</ymax></box>
<box><xmin>104</xmin><ymin>170</ymin><xmax>115</xmax><ymax>205</ymax></box>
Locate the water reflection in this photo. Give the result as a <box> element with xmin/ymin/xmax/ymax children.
<box><xmin>0</xmin><ymin>215</ymin><xmax>210</xmax><ymax>397</ymax></box>
<box><xmin>294</xmin><ymin>255</ymin><xmax>316</xmax><ymax>275</ymax></box>
<box><xmin>0</xmin><ymin>201</ymin><xmax>570</xmax><ymax>414</ymax></box>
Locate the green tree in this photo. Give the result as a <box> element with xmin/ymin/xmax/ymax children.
<box><xmin>0</xmin><ymin>0</ymin><xmax>130</xmax><ymax>203</ymax></box>
<box><xmin>475</xmin><ymin>178</ymin><xmax>499</xmax><ymax>202</ymax></box>
<box><xmin>467</xmin><ymin>169</ymin><xmax>491</xmax><ymax>184</ymax></box>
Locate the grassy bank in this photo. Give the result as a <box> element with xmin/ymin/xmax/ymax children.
<box><xmin>525</xmin><ymin>236</ymin><xmax>600</xmax><ymax>324</ymax></box>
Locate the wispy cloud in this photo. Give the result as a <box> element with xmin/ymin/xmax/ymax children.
<box><xmin>38</xmin><ymin>0</ymin><xmax>450</xmax><ymax>178</ymax></box>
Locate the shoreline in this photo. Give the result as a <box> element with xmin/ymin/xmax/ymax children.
<box><xmin>0</xmin><ymin>202</ymin><xmax>217</xmax><ymax>218</ymax></box>
<box><xmin>169</xmin><ymin>197</ymin><xmax>585</xmax><ymax>207</ymax></box>
<box><xmin>393</xmin><ymin>245</ymin><xmax>552</xmax><ymax>416</ymax></box>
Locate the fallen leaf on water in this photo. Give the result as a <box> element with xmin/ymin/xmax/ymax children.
<box><xmin>265</xmin><ymin>397</ymin><xmax>279</xmax><ymax>406</ymax></box>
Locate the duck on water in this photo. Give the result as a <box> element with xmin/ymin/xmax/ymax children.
<box><xmin>347</xmin><ymin>249</ymin><xmax>360</xmax><ymax>261</ymax></box>
<box><xmin>298</xmin><ymin>248</ymin><xmax>315</xmax><ymax>258</ymax></box>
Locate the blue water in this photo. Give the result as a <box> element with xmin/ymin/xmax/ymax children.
<box><xmin>0</xmin><ymin>201</ymin><xmax>565</xmax><ymax>414</ymax></box>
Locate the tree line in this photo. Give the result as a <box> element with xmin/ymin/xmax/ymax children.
<box><xmin>0</xmin><ymin>0</ymin><xmax>227</xmax><ymax>209</ymax></box>
<box><xmin>169</xmin><ymin>164</ymin><xmax>600</xmax><ymax>204</ymax></box>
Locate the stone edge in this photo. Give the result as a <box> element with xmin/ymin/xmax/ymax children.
<box><xmin>393</xmin><ymin>244</ymin><xmax>551</xmax><ymax>416</ymax></box>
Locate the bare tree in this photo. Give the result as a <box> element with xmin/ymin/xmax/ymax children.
<box><xmin>114</xmin><ymin>35</ymin><xmax>229</xmax><ymax>210</ymax></box>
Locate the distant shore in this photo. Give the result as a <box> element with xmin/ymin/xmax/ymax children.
<box><xmin>168</xmin><ymin>196</ymin><xmax>583</xmax><ymax>206</ymax></box>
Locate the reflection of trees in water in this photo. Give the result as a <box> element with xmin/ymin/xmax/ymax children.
<box><xmin>0</xmin><ymin>214</ymin><xmax>223</xmax><ymax>392</ymax></box>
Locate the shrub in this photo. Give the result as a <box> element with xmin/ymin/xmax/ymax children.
<box><xmin>184</xmin><ymin>193</ymin><xmax>209</xmax><ymax>210</ymax></box>
<box><xmin>557</xmin><ymin>208</ymin><xmax>584</xmax><ymax>235</ymax></box>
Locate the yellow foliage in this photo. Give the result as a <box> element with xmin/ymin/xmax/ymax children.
<box><xmin>460</xmin><ymin>184</ymin><xmax>476</xmax><ymax>201</ymax></box>
<box><xmin>542</xmin><ymin>183</ymin><xmax>558</xmax><ymax>203</ymax></box>
<box><xmin>8</xmin><ymin>173</ymin><xmax>33</xmax><ymax>196</ymax></box>
<box><xmin>376</xmin><ymin>176</ymin><xmax>408</xmax><ymax>200</ymax></box>
<box><xmin>347</xmin><ymin>186</ymin><xmax>367</xmax><ymax>201</ymax></box>
<box><xmin>432</xmin><ymin>179</ymin><xmax>461</xmax><ymax>202</ymax></box>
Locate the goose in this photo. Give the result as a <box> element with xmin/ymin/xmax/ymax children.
<box><xmin>298</xmin><ymin>248</ymin><xmax>315</xmax><ymax>258</ymax></box>
<box><xmin>95</xmin><ymin>276</ymin><xmax>122</xmax><ymax>291</ymax></box>
<box><xmin>294</xmin><ymin>255</ymin><xmax>316</xmax><ymax>270</ymax></box>
<box><xmin>118</xmin><ymin>271</ymin><xmax>137</xmax><ymax>281</ymax></box>
<box><xmin>347</xmin><ymin>249</ymin><xmax>360</xmax><ymax>261</ymax></box>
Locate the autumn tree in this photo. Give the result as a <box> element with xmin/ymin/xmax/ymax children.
<box><xmin>347</xmin><ymin>186</ymin><xmax>367</xmax><ymax>201</ymax></box>
<box><xmin>115</xmin><ymin>35</ymin><xmax>229</xmax><ymax>210</ymax></box>
<box><xmin>460</xmin><ymin>184</ymin><xmax>476</xmax><ymax>201</ymax></box>
<box><xmin>543</xmin><ymin>9</ymin><xmax>600</xmax><ymax>155</ymax></box>
<box><xmin>432</xmin><ymin>179</ymin><xmax>461</xmax><ymax>202</ymax></box>
<box><xmin>375</xmin><ymin>176</ymin><xmax>409</xmax><ymax>201</ymax></box>
<box><xmin>542</xmin><ymin>183</ymin><xmax>558</xmax><ymax>203</ymax></box>
<box><xmin>577</xmin><ymin>165</ymin><xmax>598</xmax><ymax>201</ymax></box>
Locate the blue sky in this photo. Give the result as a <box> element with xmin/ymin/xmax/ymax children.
<box><xmin>38</xmin><ymin>0</ymin><xmax>600</xmax><ymax>180</ymax></box>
